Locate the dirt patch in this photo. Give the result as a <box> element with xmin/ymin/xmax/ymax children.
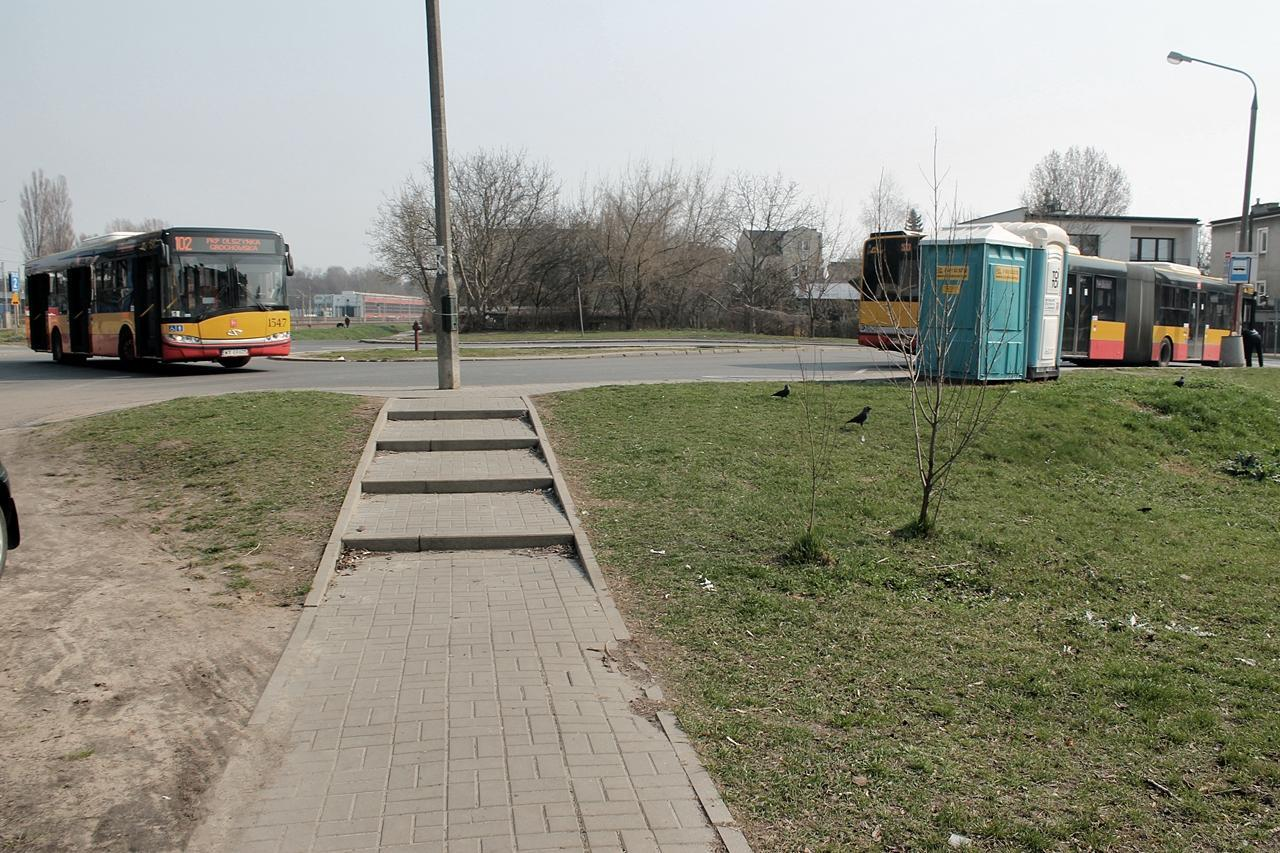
<box><xmin>1161</xmin><ymin>457</ymin><xmax>1205</xmax><ymax>477</ymax></box>
<box><xmin>0</xmin><ymin>427</ymin><xmax>341</xmax><ymax>851</ymax></box>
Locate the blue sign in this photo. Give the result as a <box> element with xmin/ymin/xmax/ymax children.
<box><xmin>1228</xmin><ymin>253</ymin><xmax>1254</xmax><ymax>285</ymax></box>
<box><xmin>6</xmin><ymin>272</ymin><xmax>16</xmax><ymax>292</ymax></box>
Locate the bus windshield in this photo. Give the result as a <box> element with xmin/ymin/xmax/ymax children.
<box><xmin>862</xmin><ymin>237</ymin><xmax>919</xmax><ymax>301</ymax></box>
<box><xmin>166</xmin><ymin>254</ymin><xmax>287</xmax><ymax>319</ymax></box>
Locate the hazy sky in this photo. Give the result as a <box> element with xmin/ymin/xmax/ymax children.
<box><xmin>2</xmin><ymin>0</ymin><xmax>1277</xmax><ymax>273</ymax></box>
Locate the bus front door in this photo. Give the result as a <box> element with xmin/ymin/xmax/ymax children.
<box><xmin>67</xmin><ymin>267</ymin><xmax>92</xmax><ymax>354</ymax></box>
<box><xmin>27</xmin><ymin>274</ymin><xmax>50</xmax><ymax>350</ymax></box>
<box><xmin>132</xmin><ymin>257</ymin><xmax>161</xmax><ymax>358</ymax></box>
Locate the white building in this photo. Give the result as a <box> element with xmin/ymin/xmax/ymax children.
<box><xmin>965</xmin><ymin>207</ymin><xmax>1199</xmax><ymax>267</ymax></box>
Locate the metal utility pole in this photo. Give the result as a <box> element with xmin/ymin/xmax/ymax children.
<box><xmin>425</xmin><ymin>0</ymin><xmax>461</xmax><ymax>389</ymax></box>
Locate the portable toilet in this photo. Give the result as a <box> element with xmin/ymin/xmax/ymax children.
<box><xmin>919</xmin><ymin>225</ymin><xmax>1032</xmax><ymax>381</ymax></box>
<box><xmin>997</xmin><ymin>222</ymin><xmax>1070</xmax><ymax>380</ymax></box>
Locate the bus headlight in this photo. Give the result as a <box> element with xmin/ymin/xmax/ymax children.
<box><xmin>167</xmin><ymin>334</ymin><xmax>201</xmax><ymax>344</ymax></box>
<box><xmin>266</xmin><ymin>331</ymin><xmax>291</xmax><ymax>342</ymax></box>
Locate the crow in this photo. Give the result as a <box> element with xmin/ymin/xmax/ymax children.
<box><xmin>771</xmin><ymin>384</ymin><xmax>791</xmax><ymax>399</ymax></box>
<box><xmin>846</xmin><ymin>406</ymin><xmax>871</xmax><ymax>426</ymax></box>
<box><xmin>1174</xmin><ymin>376</ymin><xmax>1185</xmax><ymax>388</ymax></box>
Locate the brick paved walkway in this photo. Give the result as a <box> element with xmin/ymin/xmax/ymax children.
<box><xmin>190</xmin><ymin>396</ymin><xmax>747</xmax><ymax>853</ymax></box>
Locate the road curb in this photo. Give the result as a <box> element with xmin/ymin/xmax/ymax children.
<box><xmin>524</xmin><ymin>394</ymin><xmax>631</xmax><ymax>643</ymax></box>
<box><xmin>528</xmin><ymin>393</ymin><xmax>751</xmax><ymax>848</ymax></box>
<box><xmin>658</xmin><ymin>711</ymin><xmax>753</xmax><ymax>852</ymax></box>
<box><xmin>302</xmin><ymin>398</ymin><xmax>390</xmax><ymax>608</ymax></box>
<box><xmin>269</xmin><ymin>354</ymin><xmax>348</xmax><ymax>362</ymax></box>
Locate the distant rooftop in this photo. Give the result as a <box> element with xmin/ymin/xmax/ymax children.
<box><xmin>964</xmin><ymin>206</ymin><xmax>1198</xmax><ymax>226</ymax></box>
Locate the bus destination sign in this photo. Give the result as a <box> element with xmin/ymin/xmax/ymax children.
<box><xmin>171</xmin><ymin>234</ymin><xmax>277</xmax><ymax>254</ymax></box>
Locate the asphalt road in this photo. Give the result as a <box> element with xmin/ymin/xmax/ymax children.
<box><xmin>0</xmin><ymin>343</ymin><xmax>901</xmax><ymax>434</ymax></box>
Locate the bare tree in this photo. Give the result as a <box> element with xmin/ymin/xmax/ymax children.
<box><xmin>795</xmin><ymin>206</ymin><xmax>856</xmax><ymax>339</ymax></box>
<box><xmin>369</xmin><ymin>150</ymin><xmax>562</xmax><ymax>329</ymax></box>
<box><xmin>1196</xmin><ymin>224</ymin><xmax>1213</xmax><ymax>274</ymax></box>
<box><xmin>512</xmin><ymin>216</ymin><xmax>605</xmax><ymax>329</ymax></box>
<box><xmin>18</xmin><ymin>169</ymin><xmax>76</xmax><ymax>259</ymax></box>
<box><xmin>104</xmin><ymin>217</ymin><xmax>168</xmax><ymax>233</ymax></box>
<box><xmin>587</xmin><ymin>160</ymin><xmax>729</xmax><ymax>330</ymax></box>
<box><xmin>727</xmin><ymin>173</ymin><xmax>821</xmax><ymax>327</ymax></box>
<box><xmin>369</xmin><ymin>173</ymin><xmax>440</xmax><ymax>297</ymax></box>
<box><xmin>862</xmin><ymin>142</ymin><xmax>1013</xmax><ymax>535</ymax></box>
<box><xmin>1021</xmin><ymin>145</ymin><xmax>1131</xmax><ymax>216</ymax></box>
<box><xmin>859</xmin><ymin>170</ymin><xmax>912</xmax><ymax>238</ymax></box>
<box><xmin>781</xmin><ymin>352</ymin><xmax>838</xmax><ymax>566</ymax></box>
<box><xmin>450</xmin><ymin>149</ymin><xmax>560</xmax><ymax>328</ymax></box>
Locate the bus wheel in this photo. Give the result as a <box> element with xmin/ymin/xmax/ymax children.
<box><xmin>218</xmin><ymin>356</ymin><xmax>251</xmax><ymax>369</ymax></box>
<box><xmin>118</xmin><ymin>330</ymin><xmax>137</xmax><ymax>366</ymax></box>
<box><xmin>1158</xmin><ymin>338</ymin><xmax>1173</xmax><ymax>367</ymax></box>
<box><xmin>51</xmin><ymin>331</ymin><xmax>65</xmax><ymax>364</ymax></box>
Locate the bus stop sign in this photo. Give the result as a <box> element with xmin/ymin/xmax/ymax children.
<box><xmin>1227</xmin><ymin>252</ymin><xmax>1255</xmax><ymax>285</ymax></box>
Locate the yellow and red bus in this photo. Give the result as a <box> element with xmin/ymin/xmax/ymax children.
<box><xmin>25</xmin><ymin>227</ymin><xmax>294</xmax><ymax>369</ymax></box>
<box><xmin>856</xmin><ymin>229</ymin><xmax>922</xmax><ymax>351</ymax></box>
<box><xmin>1063</xmin><ymin>256</ymin><xmax>1242</xmax><ymax>365</ymax></box>
<box><xmin>857</xmin><ymin>228</ymin><xmax>1247</xmax><ymax>366</ymax></box>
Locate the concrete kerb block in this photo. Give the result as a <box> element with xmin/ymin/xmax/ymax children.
<box><xmin>340</xmin><ymin>533</ymin><xmax>421</xmax><ymax>552</ymax></box>
<box><xmin>417</xmin><ymin>532</ymin><xmax>573</xmax><ymax>550</ymax></box>
<box><xmin>304</xmin><ymin>398</ymin><xmax>391</xmax><ymax>609</ymax></box>
<box><xmin>656</xmin><ymin>711</ymin><xmax>752</xmax><ymax>852</ymax></box>
<box><xmin>523</xmin><ymin>395</ymin><xmax>632</xmax><ymax>644</ymax></box>
<box><xmin>359</xmin><ymin>476</ymin><xmax>553</xmax><ymax>495</ymax></box>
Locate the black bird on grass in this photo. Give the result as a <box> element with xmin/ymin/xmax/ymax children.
<box><xmin>846</xmin><ymin>406</ymin><xmax>871</xmax><ymax>426</ymax></box>
<box><xmin>771</xmin><ymin>384</ymin><xmax>791</xmax><ymax>399</ymax></box>
<box><xmin>1174</xmin><ymin>375</ymin><xmax>1185</xmax><ymax>388</ymax></box>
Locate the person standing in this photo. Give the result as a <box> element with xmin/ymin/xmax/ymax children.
<box><xmin>1243</xmin><ymin>324</ymin><xmax>1265</xmax><ymax>367</ymax></box>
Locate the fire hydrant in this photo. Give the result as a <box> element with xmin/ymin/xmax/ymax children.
<box><xmin>411</xmin><ymin>320</ymin><xmax>422</xmax><ymax>352</ymax></box>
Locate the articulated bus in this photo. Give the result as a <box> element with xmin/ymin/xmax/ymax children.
<box><xmin>857</xmin><ymin>228</ymin><xmax>1249</xmax><ymax>366</ymax></box>
<box><xmin>1064</xmin><ymin>256</ymin><xmax>1245</xmax><ymax>365</ymax></box>
<box><xmin>856</xmin><ymin>230</ymin><xmax>922</xmax><ymax>350</ymax></box>
<box><xmin>26</xmin><ymin>227</ymin><xmax>294</xmax><ymax>368</ymax></box>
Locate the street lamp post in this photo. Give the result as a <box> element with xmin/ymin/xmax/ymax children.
<box><xmin>1167</xmin><ymin>50</ymin><xmax>1258</xmax><ymax>364</ymax></box>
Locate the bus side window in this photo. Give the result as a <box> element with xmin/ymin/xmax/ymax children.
<box><xmin>52</xmin><ymin>271</ymin><xmax>68</xmax><ymax>312</ymax></box>
<box><xmin>1093</xmin><ymin>276</ymin><xmax>1117</xmax><ymax>321</ymax></box>
<box><xmin>116</xmin><ymin>260</ymin><xmax>130</xmax><ymax>311</ymax></box>
<box><xmin>94</xmin><ymin>262</ymin><xmax>114</xmax><ymax>312</ymax></box>
<box><xmin>1157</xmin><ymin>283</ymin><xmax>1192</xmax><ymax>327</ymax></box>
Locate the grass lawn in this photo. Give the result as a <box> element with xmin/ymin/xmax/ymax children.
<box><xmin>457</xmin><ymin>329</ymin><xmax>855</xmax><ymax>345</ymax></box>
<box><xmin>299</xmin><ymin>346</ymin><xmax>702</xmax><ymax>361</ymax></box>
<box><xmin>539</xmin><ymin>369</ymin><xmax>1280</xmax><ymax>851</ymax></box>
<box><xmin>290</xmin><ymin>324</ymin><xmax>855</xmax><ymax>345</ymax></box>
<box><xmin>0</xmin><ymin>328</ymin><xmax>26</xmax><ymax>344</ymax></box>
<box><xmin>290</xmin><ymin>322</ymin><xmax>411</xmax><ymax>341</ymax></box>
<box><xmin>58</xmin><ymin>391</ymin><xmax>378</xmax><ymax>604</ymax></box>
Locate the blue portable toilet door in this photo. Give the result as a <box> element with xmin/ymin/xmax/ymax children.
<box><xmin>984</xmin><ymin>260</ymin><xmax>1025</xmax><ymax>377</ymax></box>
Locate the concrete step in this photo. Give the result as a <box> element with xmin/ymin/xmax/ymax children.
<box><xmin>386</xmin><ymin>397</ymin><xmax>527</xmax><ymax>421</ymax></box>
<box><xmin>361</xmin><ymin>449</ymin><xmax>552</xmax><ymax>494</ymax></box>
<box><xmin>376</xmin><ymin>418</ymin><xmax>538</xmax><ymax>452</ymax></box>
<box><xmin>343</xmin><ymin>490</ymin><xmax>573</xmax><ymax>551</ymax></box>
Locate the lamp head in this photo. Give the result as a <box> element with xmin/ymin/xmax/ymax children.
<box><xmin>1167</xmin><ymin>51</ymin><xmax>1190</xmax><ymax>65</ymax></box>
